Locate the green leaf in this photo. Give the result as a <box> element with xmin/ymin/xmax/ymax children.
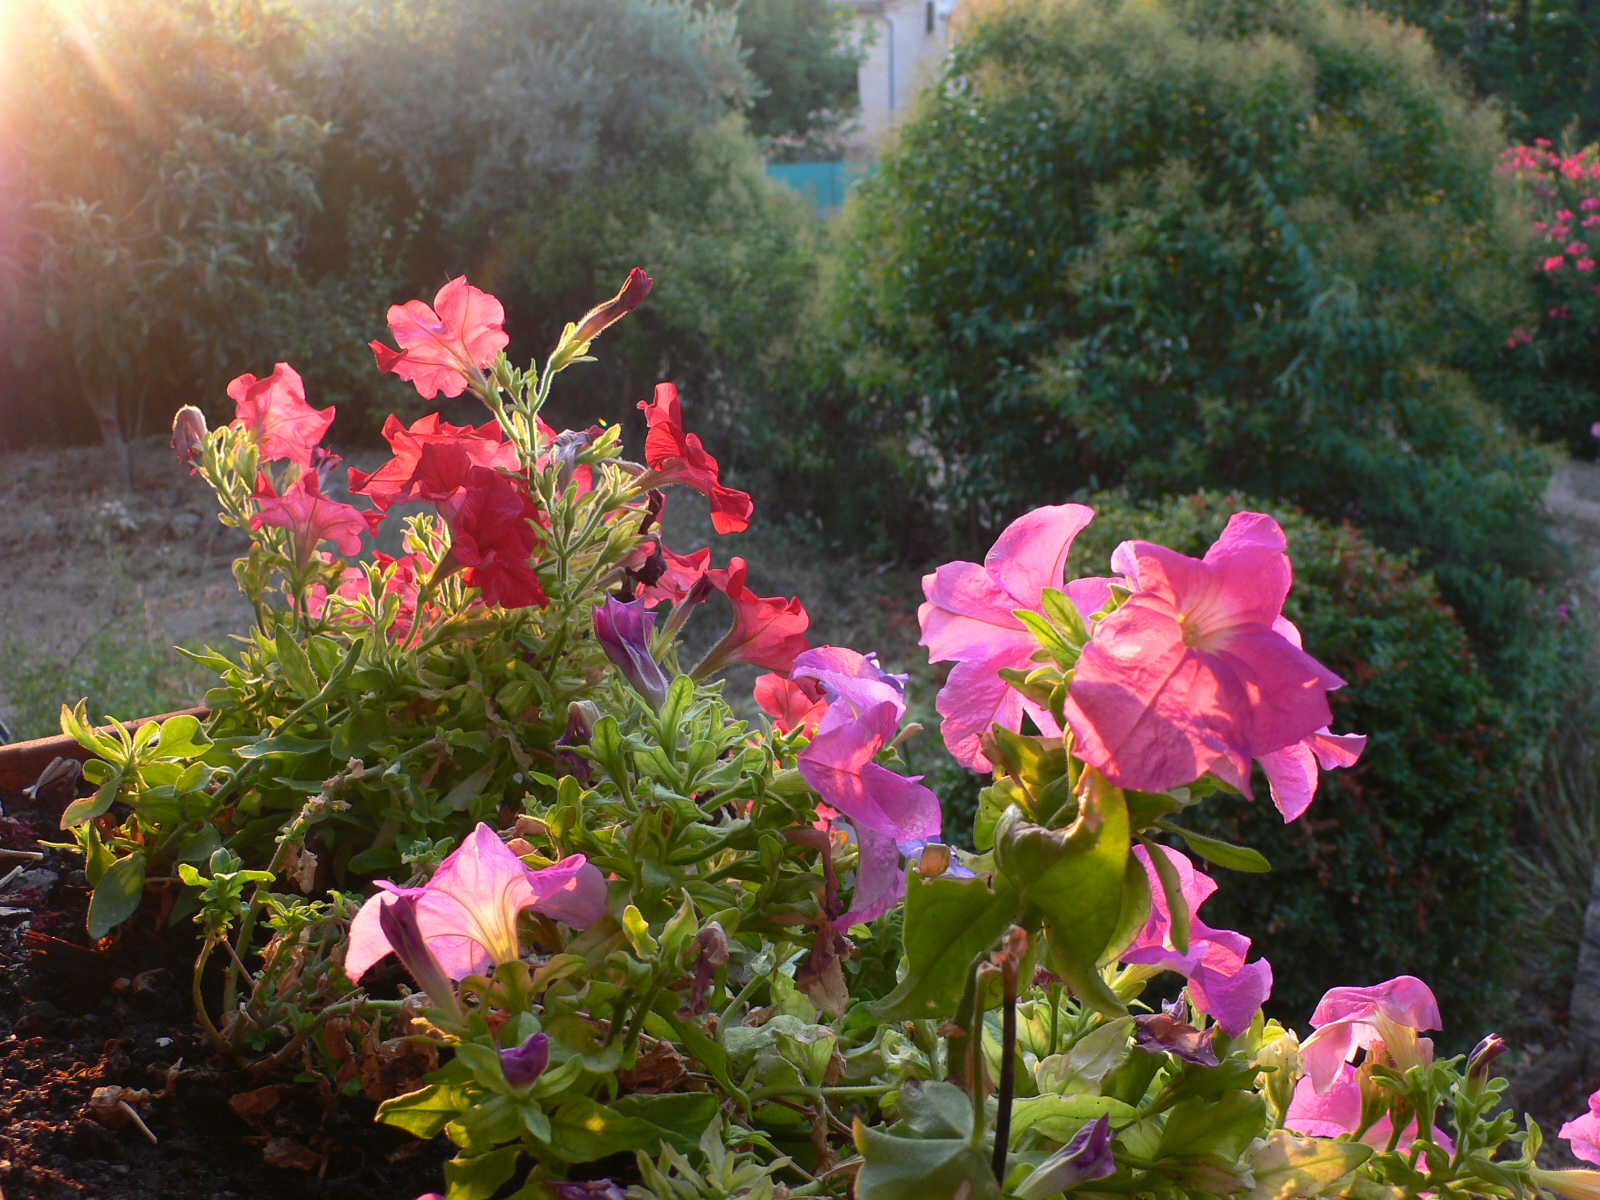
<box><xmin>545</xmin><ymin>1095</ymin><xmax>687</xmax><ymax>1163</ymax></box>
<box><xmin>443</xmin><ymin>1146</ymin><xmax>520</xmax><ymax>1200</ymax></box>
<box><xmin>1245</xmin><ymin>1130</ymin><xmax>1372</xmax><ymax>1200</ymax></box>
<box><xmin>872</xmin><ymin>868</ymin><xmax>1022</xmax><ymax>1021</ymax></box>
<box><xmin>174</xmin><ymin>825</ymin><xmax>223</xmax><ymax>863</ymax></box>
<box><xmin>60</xmin><ymin>775</ymin><xmax>123</xmax><ymax>829</ymax></box>
<box><xmin>1142</xmin><ymin>836</ymin><xmax>1190</xmax><ymax>954</ymax></box>
<box><xmin>275</xmin><ymin>627</ymin><xmax>320</xmax><ymax>701</ymax></box>
<box><xmin>1157</xmin><ymin>1092</ymin><xmax>1267</xmax><ymax>1163</ymax></box>
<box><xmin>154</xmin><ymin>714</ymin><xmax>211</xmax><ymax>759</ymax></box>
<box><xmin>83</xmin><ymin>820</ymin><xmax>116</xmax><ymax>886</ymax></box>
<box><xmin>1039</xmin><ymin>587</ymin><xmax>1091</xmax><ymax>644</ymax></box>
<box><xmin>87</xmin><ymin>853</ymin><xmax>146</xmax><ymax>939</ymax></box>
<box><xmin>377</xmin><ymin>1083</ymin><xmax>468</xmax><ymax>1139</ymax></box>
<box><xmin>234</xmin><ymin>734</ymin><xmax>331</xmax><ymax>760</ymax></box>
<box><xmin>1164</xmin><ymin>825</ymin><xmax>1271</xmax><ymax>873</ymax></box>
<box><xmin>609</xmin><ymin>1092</ymin><xmax>719</xmax><ymax>1147</ymax></box>
<box><xmin>1009</xmin><ymin>1094</ymin><xmax>1140</xmax><ymax>1145</ymax></box>
<box><xmin>440</xmin><ymin>759</ymin><xmax>498</xmax><ymax>812</ymax></box>
<box><xmin>854</xmin><ymin>1124</ymin><xmax>1002</xmax><ymax>1200</ymax></box>
<box><xmin>895</xmin><ymin>1080</ymin><xmax>973</xmax><ymax>1140</ymax></box>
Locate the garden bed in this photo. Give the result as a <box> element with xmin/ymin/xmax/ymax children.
<box><xmin>0</xmin><ymin>767</ymin><xmax>450</xmax><ymax>1200</ymax></box>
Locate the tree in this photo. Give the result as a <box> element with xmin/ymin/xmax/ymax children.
<box><xmin>3</xmin><ymin>0</ymin><xmax>331</xmax><ymax>481</ymax></box>
<box><xmin>706</xmin><ymin>0</ymin><xmax>865</xmax><ymax>155</ymax></box>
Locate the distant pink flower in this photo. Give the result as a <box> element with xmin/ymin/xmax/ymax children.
<box><xmin>1064</xmin><ymin>512</ymin><xmax>1346</xmax><ymax>803</ymax></box>
<box><xmin>250</xmin><ymin>471</ymin><xmax>366</xmax><ymax>570</ymax></box>
<box><xmin>1585</xmin><ymin>216</ymin><xmax>1600</xmax><ymax>227</ymax></box>
<box><xmin>371</xmin><ymin>277</ymin><xmax>509</xmax><ymax>400</ymax></box>
<box><xmin>228</xmin><ymin>363</ymin><xmax>334</xmax><ymax>466</ymax></box>
<box><xmin>346</xmin><ymin>823</ymin><xmax>606</xmax><ymax>982</ymax></box>
<box><xmin>1580</xmin><ymin>260</ymin><xmax>1596</xmax><ymax>272</ymax></box>
<box><xmin>1509</xmin><ymin>328</ymin><xmax>1533</xmax><ymax>348</ymax></box>
<box><xmin>1547</xmin><ymin>255</ymin><xmax>1568</xmax><ymax>272</ymax></box>
<box><xmin>1286</xmin><ymin>1064</ymin><xmax>1453</xmax><ymax>1151</ymax></box>
<box><xmin>1583</xmin><ymin>197</ymin><xmax>1600</xmax><ymax>210</ymax></box>
<box><xmin>919</xmin><ymin>504</ymin><xmax>1114</xmax><ymax>770</ymax></box>
<box><xmin>1122</xmin><ymin>845</ymin><xmax>1272</xmax><ymax>1036</ymax></box>
<box><xmin>1299</xmin><ymin>976</ymin><xmax>1441</xmax><ymax>1093</ymax></box>
<box><xmin>1561</xmin><ymin>1089</ymin><xmax>1600</xmax><ymax>1166</ymax></box>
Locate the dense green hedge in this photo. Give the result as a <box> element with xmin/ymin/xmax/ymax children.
<box><xmin>801</xmin><ymin>0</ymin><xmax>1557</xmax><ymax>657</ymax></box>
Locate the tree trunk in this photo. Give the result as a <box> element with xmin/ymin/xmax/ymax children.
<box><xmin>86</xmin><ymin>386</ymin><xmax>132</xmax><ymax>492</ymax></box>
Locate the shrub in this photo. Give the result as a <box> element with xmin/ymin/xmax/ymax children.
<box><xmin>815</xmin><ymin>0</ymin><xmax>1554</xmax><ymax>654</ymax></box>
<box><xmin>1062</xmin><ymin>491</ymin><xmax>1518</xmax><ymax>1032</ymax></box>
<box><xmin>1488</xmin><ymin>139</ymin><xmax>1600</xmax><ymax>450</ymax></box>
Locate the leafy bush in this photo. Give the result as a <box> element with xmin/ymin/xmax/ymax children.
<box><xmin>1063</xmin><ymin>491</ymin><xmax>1518</xmax><ymax>1032</ymax></box>
<box><xmin>1489</xmin><ymin>139</ymin><xmax>1600</xmax><ymax>450</ymax></box>
<box><xmin>814</xmin><ymin>0</ymin><xmax>1554</xmax><ymax>653</ymax></box>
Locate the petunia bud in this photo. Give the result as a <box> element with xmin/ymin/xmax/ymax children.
<box><xmin>1534</xmin><ymin>1170</ymin><xmax>1600</xmax><ymax>1200</ymax></box>
<box><xmin>498</xmin><ymin>1030</ymin><xmax>551</xmax><ymax>1088</ymax></box>
<box><xmin>1467</xmin><ymin>1032</ymin><xmax>1507</xmax><ymax>1084</ymax></box>
<box><xmin>593</xmin><ymin>596</ymin><xmax>670</xmax><ymax>709</ymax></box>
<box><xmin>171</xmin><ymin>406</ymin><xmax>208</xmax><ymax>471</ymax></box>
<box><xmin>1013</xmin><ymin>1114</ymin><xmax>1115</xmax><ymax>1199</ymax></box>
<box><xmin>376</xmin><ymin>894</ymin><xmax>464</xmax><ymax>1024</ymax></box>
<box><xmin>573</xmin><ymin>268</ymin><xmax>653</xmax><ymax>346</ymax></box>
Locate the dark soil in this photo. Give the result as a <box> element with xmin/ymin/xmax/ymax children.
<box><xmin>0</xmin><ymin>779</ymin><xmax>451</xmax><ymax>1200</ymax></box>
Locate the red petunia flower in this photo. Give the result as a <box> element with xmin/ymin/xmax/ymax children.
<box><xmin>371</xmin><ymin>277</ymin><xmax>509</xmax><ymax>400</ymax></box>
<box><xmin>696</xmin><ymin>557</ymin><xmax>809</xmax><ymax>674</ymax></box>
<box><xmin>436</xmin><ymin>468</ymin><xmax>547</xmax><ymax>609</ymax></box>
<box><xmin>636</xmin><ymin>383</ymin><xmax>753</xmax><ymax>534</ymax></box>
<box><xmin>229</xmin><ymin>363</ymin><xmax>334</xmax><ymax>466</ymax></box>
<box><xmin>754</xmin><ymin>673</ymin><xmax>829</xmax><ymax>735</ymax></box>
<box><xmin>250</xmin><ymin>471</ymin><xmax>367</xmax><ymax>570</ymax></box>
<box><xmin>349</xmin><ymin>413</ymin><xmax>519</xmax><ymax>511</ymax></box>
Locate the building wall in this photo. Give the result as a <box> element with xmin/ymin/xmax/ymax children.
<box><xmin>846</xmin><ymin>0</ymin><xmax>958</xmax><ymax>157</ymax></box>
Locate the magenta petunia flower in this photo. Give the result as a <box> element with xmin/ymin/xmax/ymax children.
<box><xmin>1299</xmin><ymin>975</ymin><xmax>1441</xmax><ymax>1093</ymax></box>
<box><xmin>798</xmin><ymin>699</ymin><xmax>942</xmax><ymax>926</ymax></box>
<box><xmin>1121</xmin><ymin>845</ymin><xmax>1272</xmax><ymax>1036</ymax></box>
<box><xmin>919</xmin><ymin>504</ymin><xmax>1114</xmax><ymax>770</ymax></box>
<box><xmin>345</xmin><ymin>823</ymin><xmax>606</xmax><ymax>982</ymax></box>
<box><xmin>791</xmin><ymin>645</ymin><xmax>908</xmax><ymax>734</ymax></box>
<box><xmin>1064</xmin><ymin>512</ymin><xmax>1347</xmax><ymax>801</ymax></box>
<box><xmin>1286</xmin><ymin>1064</ymin><xmax>1454</xmax><ymax>1151</ymax></box>
<box><xmin>1562</xmin><ymin>1090</ymin><xmax>1600</xmax><ymax>1166</ymax></box>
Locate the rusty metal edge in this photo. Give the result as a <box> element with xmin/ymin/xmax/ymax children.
<box><xmin>0</xmin><ymin>707</ymin><xmax>211</xmax><ymax>795</ymax></box>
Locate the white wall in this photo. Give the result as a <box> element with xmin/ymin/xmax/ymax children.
<box><xmin>846</xmin><ymin>0</ymin><xmax>958</xmax><ymax>157</ymax></box>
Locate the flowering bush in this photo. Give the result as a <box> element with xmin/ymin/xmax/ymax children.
<box><xmin>57</xmin><ymin>275</ymin><xmax>1593</xmax><ymax>1199</ymax></box>
<box><xmin>1496</xmin><ymin>139</ymin><xmax>1600</xmax><ymax>448</ymax></box>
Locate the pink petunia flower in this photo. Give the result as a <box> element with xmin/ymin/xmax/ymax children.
<box><xmin>345</xmin><ymin>823</ymin><xmax>606</xmax><ymax>982</ymax></box>
<box><xmin>1547</xmin><ymin>256</ymin><xmax>1568</xmax><ymax>272</ymax></box>
<box><xmin>636</xmin><ymin>383</ymin><xmax>754</xmax><ymax>535</ymax></box>
<box><xmin>1122</xmin><ymin>845</ymin><xmax>1272</xmax><ymax>1036</ymax></box>
<box><xmin>1064</xmin><ymin>512</ymin><xmax>1347</xmax><ymax>805</ymax></box>
<box><xmin>250</xmin><ymin>471</ymin><xmax>367</xmax><ymax>570</ymax></box>
<box><xmin>1299</xmin><ymin>975</ymin><xmax>1441</xmax><ymax>1093</ymax></box>
<box><xmin>798</xmin><ymin>699</ymin><xmax>942</xmax><ymax>927</ymax></box>
<box><xmin>919</xmin><ymin>504</ymin><xmax>1115</xmax><ymax>770</ymax></box>
<box><xmin>228</xmin><ymin>363</ymin><xmax>335</xmax><ymax>466</ymax></box>
<box><xmin>1286</xmin><ymin>1064</ymin><xmax>1453</xmax><ymax>1151</ymax></box>
<box><xmin>370</xmin><ymin>277</ymin><xmax>509</xmax><ymax>400</ymax></box>
<box><xmin>1562</xmin><ymin>1089</ymin><xmax>1600</xmax><ymax>1166</ymax></box>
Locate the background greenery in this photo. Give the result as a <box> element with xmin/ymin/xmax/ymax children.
<box><xmin>9</xmin><ymin>0</ymin><xmax>1600</xmax><ymax>1029</ymax></box>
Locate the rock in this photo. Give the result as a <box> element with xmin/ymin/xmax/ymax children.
<box><xmin>16</xmin><ymin>1001</ymin><xmax>60</xmax><ymax>1033</ymax></box>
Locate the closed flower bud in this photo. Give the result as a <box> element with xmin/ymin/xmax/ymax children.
<box><xmin>498</xmin><ymin>1031</ymin><xmax>551</xmax><ymax>1088</ymax></box>
<box><xmin>171</xmin><ymin>406</ymin><xmax>208</xmax><ymax>470</ymax></box>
